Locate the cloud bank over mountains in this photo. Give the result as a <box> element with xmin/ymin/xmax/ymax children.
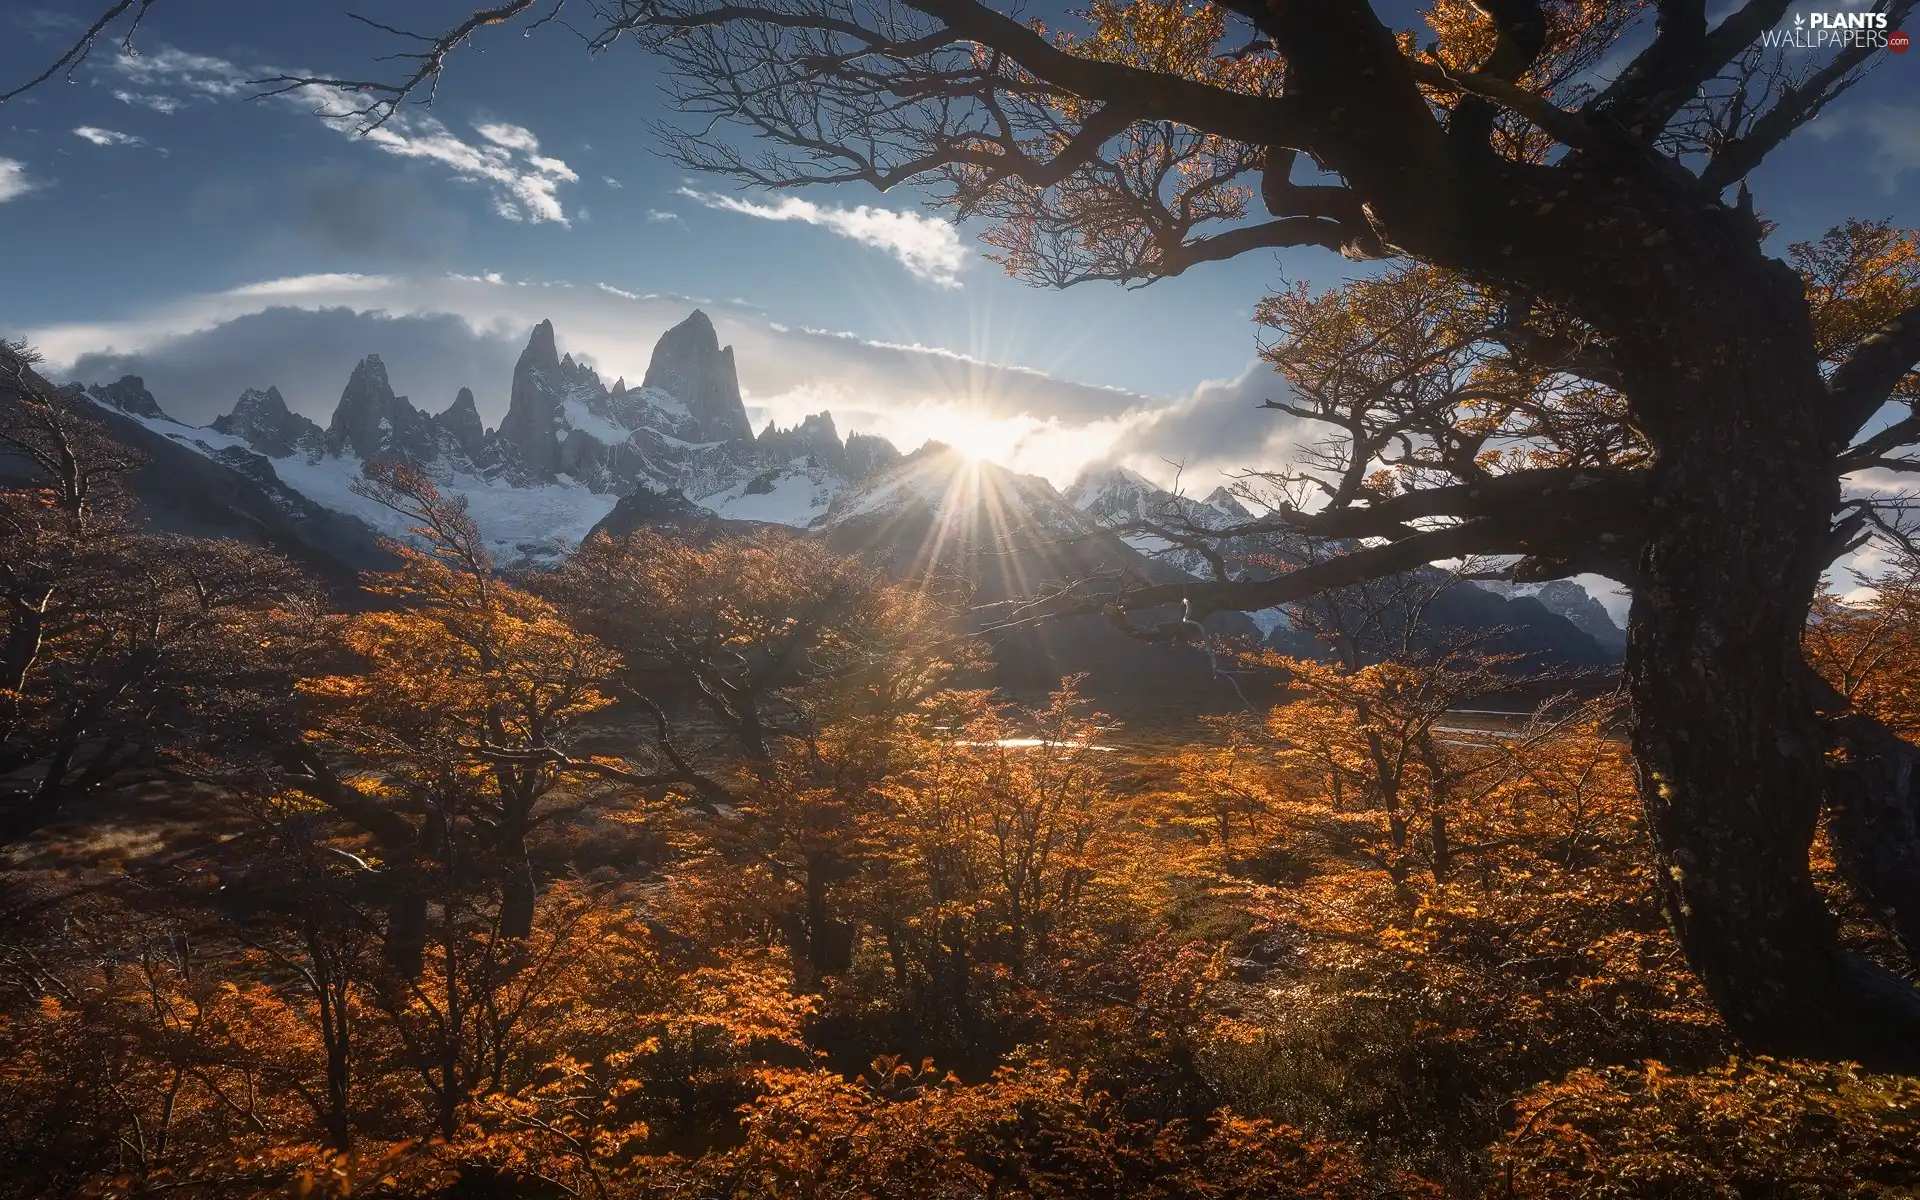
<box><xmin>32</xmin><ymin>273</ymin><xmax>1306</xmax><ymax>489</ymax></box>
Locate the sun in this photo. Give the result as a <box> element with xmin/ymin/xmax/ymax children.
<box><xmin>917</xmin><ymin>412</ymin><xmax>1008</xmax><ymax>464</ymax></box>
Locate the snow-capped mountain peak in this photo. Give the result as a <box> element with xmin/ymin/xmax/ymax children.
<box><xmin>69</xmin><ymin>312</ymin><xmax>908</xmax><ymax>563</ymax></box>
<box><xmin>1063</xmin><ymin>464</ymin><xmax>1160</xmax><ymax>513</ymax></box>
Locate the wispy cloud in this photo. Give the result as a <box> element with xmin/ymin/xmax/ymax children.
<box><xmin>14</xmin><ymin>7</ymin><xmax>77</xmax><ymax>35</ymax></box>
<box><xmin>0</xmin><ymin>159</ymin><xmax>34</xmax><ymax>203</ymax></box>
<box><xmin>324</xmin><ymin>115</ymin><xmax>579</xmax><ymax>225</ymax></box>
<box><xmin>99</xmin><ymin>49</ymin><xmax>578</xmax><ymax>225</ymax></box>
<box><xmin>107</xmin><ymin>47</ymin><xmax>251</xmax><ymax>99</ymax></box>
<box><xmin>677</xmin><ymin>188</ymin><xmax>967</xmax><ymax>286</ymax></box>
<box><xmin>646</xmin><ymin>208</ymin><xmax>685</xmax><ymax>226</ymax></box>
<box><xmin>112</xmin><ymin>89</ymin><xmax>182</xmax><ymax>114</ymax></box>
<box><xmin>603</xmin><ymin>176</ymin><xmax>623</xmax><ymax>189</ymax></box>
<box><xmin>74</xmin><ymin>126</ymin><xmax>145</xmax><ymax>147</ymax></box>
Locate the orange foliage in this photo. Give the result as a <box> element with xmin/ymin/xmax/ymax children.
<box><xmin>1402</xmin><ymin>2</ymin><xmax>1645</xmax><ymax>163</ymax></box>
<box><xmin>15</xmin><ymin>440</ymin><xmax>1920</xmax><ymax>1198</ymax></box>
<box><xmin>1807</xmin><ymin>561</ymin><xmax>1920</xmax><ymax>742</ymax></box>
<box><xmin>1499</xmin><ymin>1058</ymin><xmax>1920</xmax><ymax>1197</ymax></box>
<box><xmin>1791</xmin><ymin>218</ymin><xmax>1920</xmax><ymax>390</ymax></box>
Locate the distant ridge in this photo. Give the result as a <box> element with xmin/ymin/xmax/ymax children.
<box><xmin>60</xmin><ymin>316</ymin><xmax>1619</xmax><ymax>684</ymax></box>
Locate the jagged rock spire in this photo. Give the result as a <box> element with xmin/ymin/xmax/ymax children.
<box><xmin>497</xmin><ymin>322</ymin><xmax>566</xmax><ymax>475</ymax></box>
<box><xmin>325</xmin><ymin>354</ymin><xmax>438</xmax><ymax>461</ymax></box>
<box><xmin>436</xmin><ymin>386</ymin><xmax>486</xmax><ymax>459</ymax></box>
<box><xmin>86</xmin><ymin>375</ymin><xmax>165</xmax><ymax>420</ymax></box>
<box><xmin>214</xmin><ymin>385</ymin><xmax>324</xmax><ymax>458</ymax></box>
<box><xmin>641</xmin><ymin>310</ymin><xmax>752</xmax><ymax>442</ymax></box>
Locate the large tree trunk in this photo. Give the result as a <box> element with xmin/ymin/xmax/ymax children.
<box><xmin>1623</xmin><ymin>263</ymin><xmax>1920</xmax><ymax>1069</ymax></box>
<box><xmin>499</xmin><ymin>855</ymin><xmax>536</xmax><ymax>942</ymax></box>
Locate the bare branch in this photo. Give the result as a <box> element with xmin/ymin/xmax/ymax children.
<box><xmin>1698</xmin><ymin>2</ymin><xmax>1917</xmax><ymax>192</ymax></box>
<box><xmin>1587</xmin><ymin>0</ymin><xmax>1792</xmax><ymax>136</ymax></box>
<box><xmin>0</xmin><ymin>0</ymin><xmax>156</xmax><ymax>105</ymax></box>
<box><xmin>250</xmin><ymin>0</ymin><xmax>551</xmax><ymax>129</ymax></box>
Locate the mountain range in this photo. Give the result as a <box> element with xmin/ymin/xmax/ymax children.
<box><xmin>47</xmin><ymin>312</ymin><xmax>1626</xmax><ymax>688</ymax></box>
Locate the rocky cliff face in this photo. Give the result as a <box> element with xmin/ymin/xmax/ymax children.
<box><xmin>757</xmin><ymin>412</ymin><xmax>847</xmax><ymax>472</ymax></box>
<box><xmin>324</xmin><ymin>355</ymin><xmax>442</xmax><ymax>463</ymax></box>
<box><xmin>86</xmin><ymin>375</ymin><xmax>168</xmax><ymax>420</ymax></box>
<box><xmin>1535</xmin><ymin>580</ymin><xmax>1627</xmax><ymax>654</ymax></box>
<box><xmin>1477</xmin><ymin>578</ymin><xmax>1627</xmax><ymax>655</ymax></box>
<box><xmin>464</xmin><ymin>318</ymin><xmax>904</xmax><ymax>518</ymax></box>
<box><xmin>640</xmin><ymin>310</ymin><xmax>752</xmax><ymax>442</ymax></box>
<box><xmin>436</xmin><ymin>387</ymin><xmax>487</xmax><ymax>460</ymax></box>
<box><xmin>211</xmin><ymin>386</ymin><xmax>324</xmax><ymax>459</ymax></box>
<box><xmin>496</xmin><ymin>319</ymin><xmax>567</xmax><ymax>477</ymax></box>
<box><xmin>845</xmin><ymin>431</ymin><xmax>903</xmax><ymax>479</ymax></box>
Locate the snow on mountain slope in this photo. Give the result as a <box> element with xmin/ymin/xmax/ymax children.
<box><xmin>701</xmin><ymin>462</ymin><xmax>848</xmax><ymax>527</ymax></box>
<box><xmin>1066</xmin><ymin>465</ymin><xmax>1265</xmax><ymax>582</ymax></box>
<box><xmin>92</xmin><ymin>400</ymin><xmax>618</xmax><ymax>563</ymax></box>
<box><xmin>272</xmin><ymin>455</ymin><xmax>617</xmax><ymax>559</ymax></box>
<box><xmin>558</xmin><ymin>396</ymin><xmax>635</xmax><ymax>447</ymax></box>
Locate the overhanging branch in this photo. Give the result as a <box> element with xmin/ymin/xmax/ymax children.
<box><xmin>1830</xmin><ymin>299</ymin><xmax>1920</xmax><ymax>443</ymax></box>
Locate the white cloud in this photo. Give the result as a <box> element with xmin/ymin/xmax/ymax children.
<box><xmin>1096</xmin><ymin>360</ymin><xmax>1317</xmax><ymax>491</ymax></box>
<box><xmin>73</xmin><ymin>125</ymin><xmax>145</xmax><ymax>147</ymax></box>
<box><xmin>112</xmin><ymin>90</ymin><xmax>182</xmax><ymax>114</ymax></box>
<box><xmin>107</xmin><ymin>47</ymin><xmax>251</xmax><ymax>99</ymax></box>
<box><xmin>603</xmin><ymin>175</ymin><xmax>623</xmax><ymax>189</ymax></box>
<box><xmin>307</xmin><ymin>100</ymin><xmax>578</xmax><ymax>225</ymax></box>
<box><xmin>646</xmin><ymin>208</ymin><xmax>685</xmax><ymax>225</ymax></box>
<box><xmin>0</xmin><ymin>159</ymin><xmax>33</xmax><ymax>203</ymax></box>
<box><xmin>226</xmin><ymin>273</ymin><xmax>396</xmax><ymax>297</ymax></box>
<box><xmin>678</xmin><ymin>188</ymin><xmax>968</xmax><ymax>286</ymax></box>
<box><xmin>474</xmin><ymin>122</ymin><xmax>540</xmax><ymax>153</ymax></box>
<box><xmin>99</xmin><ymin>49</ymin><xmax>578</xmax><ymax>225</ymax></box>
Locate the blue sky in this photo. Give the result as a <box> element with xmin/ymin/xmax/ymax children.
<box><xmin>2</xmin><ymin>0</ymin><xmax>1917</xmax><ymax>487</ymax></box>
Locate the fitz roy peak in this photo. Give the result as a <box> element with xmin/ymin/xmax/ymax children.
<box><xmin>639</xmin><ymin>309</ymin><xmax>753</xmax><ymax>442</ymax></box>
